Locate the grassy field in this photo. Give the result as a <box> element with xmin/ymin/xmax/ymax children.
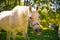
<box><xmin>0</xmin><ymin>28</ymin><xmax>59</xmax><ymax>40</ymax></box>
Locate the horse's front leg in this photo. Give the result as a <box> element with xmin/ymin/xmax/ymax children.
<box><xmin>12</xmin><ymin>30</ymin><xmax>17</xmax><ymax>40</ymax></box>
<box><xmin>22</xmin><ymin>31</ymin><xmax>29</xmax><ymax>40</ymax></box>
<box><xmin>6</xmin><ymin>32</ymin><xmax>11</xmax><ymax>40</ymax></box>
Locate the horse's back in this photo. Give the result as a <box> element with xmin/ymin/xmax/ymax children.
<box><xmin>0</xmin><ymin>11</ymin><xmax>12</xmax><ymax>19</ymax></box>
<box><xmin>12</xmin><ymin>5</ymin><xmax>28</xmax><ymax>12</ymax></box>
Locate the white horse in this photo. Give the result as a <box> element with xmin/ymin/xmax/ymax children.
<box><xmin>0</xmin><ymin>5</ymin><xmax>41</xmax><ymax>40</ymax></box>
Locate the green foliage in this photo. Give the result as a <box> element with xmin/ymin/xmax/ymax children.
<box><xmin>0</xmin><ymin>0</ymin><xmax>21</xmax><ymax>11</ymax></box>
<box><xmin>39</xmin><ymin>8</ymin><xmax>60</xmax><ymax>28</ymax></box>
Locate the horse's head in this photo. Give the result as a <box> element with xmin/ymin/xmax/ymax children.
<box><xmin>28</xmin><ymin>5</ymin><xmax>41</xmax><ymax>35</ymax></box>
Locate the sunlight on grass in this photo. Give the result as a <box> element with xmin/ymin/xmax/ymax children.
<box><xmin>30</xmin><ymin>31</ymin><xmax>34</xmax><ymax>33</ymax></box>
<box><xmin>49</xmin><ymin>28</ymin><xmax>54</xmax><ymax>30</ymax></box>
<box><xmin>39</xmin><ymin>24</ymin><xmax>55</xmax><ymax>30</ymax></box>
<box><xmin>39</xmin><ymin>24</ymin><xmax>48</xmax><ymax>30</ymax></box>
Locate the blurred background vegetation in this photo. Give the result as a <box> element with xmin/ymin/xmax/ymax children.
<box><xmin>0</xmin><ymin>0</ymin><xmax>60</xmax><ymax>40</ymax></box>
<box><xmin>0</xmin><ymin>0</ymin><xmax>60</xmax><ymax>27</ymax></box>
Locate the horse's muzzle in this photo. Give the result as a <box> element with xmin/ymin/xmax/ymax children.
<box><xmin>35</xmin><ymin>27</ymin><xmax>41</xmax><ymax>32</ymax></box>
<box><xmin>34</xmin><ymin>26</ymin><xmax>42</xmax><ymax>35</ymax></box>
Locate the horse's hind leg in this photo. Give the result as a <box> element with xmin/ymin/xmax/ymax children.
<box><xmin>6</xmin><ymin>32</ymin><xmax>11</xmax><ymax>40</ymax></box>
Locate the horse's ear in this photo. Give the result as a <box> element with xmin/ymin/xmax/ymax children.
<box><xmin>29</xmin><ymin>6</ymin><xmax>32</xmax><ymax>11</ymax></box>
<box><xmin>35</xmin><ymin>5</ymin><xmax>39</xmax><ymax>10</ymax></box>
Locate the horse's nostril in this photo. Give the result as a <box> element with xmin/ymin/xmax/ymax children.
<box><xmin>35</xmin><ymin>28</ymin><xmax>41</xmax><ymax>33</ymax></box>
<box><xmin>35</xmin><ymin>29</ymin><xmax>38</xmax><ymax>32</ymax></box>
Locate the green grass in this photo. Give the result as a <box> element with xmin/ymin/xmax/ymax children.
<box><xmin>0</xmin><ymin>29</ymin><xmax>59</xmax><ymax>40</ymax></box>
<box><xmin>28</xmin><ymin>28</ymin><xmax>59</xmax><ymax>40</ymax></box>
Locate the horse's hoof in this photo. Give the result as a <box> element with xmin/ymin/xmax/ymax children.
<box><xmin>25</xmin><ymin>38</ymin><xmax>29</xmax><ymax>40</ymax></box>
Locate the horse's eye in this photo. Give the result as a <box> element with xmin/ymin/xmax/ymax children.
<box><xmin>30</xmin><ymin>17</ymin><xmax>32</xmax><ymax>19</ymax></box>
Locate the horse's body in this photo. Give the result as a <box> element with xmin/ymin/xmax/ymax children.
<box><xmin>0</xmin><ymin>5</ymin><xmax>41</xmax><ymax>40</ymax></box>
<box><xmin>0</xmin><ymin>5</ymin><xmax>29</xmax><ymax>40</ymax></box>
